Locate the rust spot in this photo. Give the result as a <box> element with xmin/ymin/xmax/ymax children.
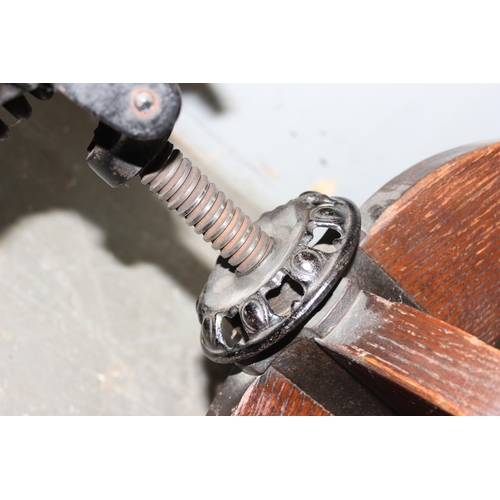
<box><xmin>130</xmin><ymin>88</ymin><xmax>159</xmax><ymax>117</ymax></box>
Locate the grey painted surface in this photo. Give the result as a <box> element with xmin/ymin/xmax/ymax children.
<box><xmin>1</xmin><ymin>84</ymin><xmax>499</xmax><ymax>414</ymax></box>
<box><xmin>177</xmin><ymin>84</ymin><xmax>500</xmax><ymax>213</ymax></box>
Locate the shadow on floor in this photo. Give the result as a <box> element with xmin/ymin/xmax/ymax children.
<box><xmin>179</xmin><ymin>83</ymin><xmax>227</xmax><ymax>114</ymax></box>
<box><xmin>0</xmin><ymin>92</ymin><xmax>211</xmax><ymax>297</ymax></box>
<box><xmin>0</xmin><ymin>91</ymin><xmax>234</xmax><ymax>410</ymax></box>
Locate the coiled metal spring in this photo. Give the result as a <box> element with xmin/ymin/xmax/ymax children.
<box><xmin>141</xmin><ymin>144</ymin><xmax>274</xmax><ymax>275</ymax></box>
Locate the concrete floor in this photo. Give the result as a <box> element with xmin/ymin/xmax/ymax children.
<box><xmin>0</xmin><ymin>93</ymin><xmax>231</xmax><ymax>415</ymax></box>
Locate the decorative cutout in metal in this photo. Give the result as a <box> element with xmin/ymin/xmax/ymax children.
<box><xmin>197</xmin><ymin>192</ymin><xmax>361</xmax><ymax>363</ymax></box>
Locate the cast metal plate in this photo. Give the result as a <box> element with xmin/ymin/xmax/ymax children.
<box><xmin>55</xmin><ymin>83</ymin><xmax>181</xmax><ymax>140</ymax></box>
<box><xmin>197</xmin><ymin>192</ymin><xmax>361</xmax><ymax>363</ymax></box>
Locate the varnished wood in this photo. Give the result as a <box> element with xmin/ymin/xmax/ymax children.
<box><xmin>211</xmin><ymin>142</ymin><xmax>500</xmax><ymax>416</ymax></box>
<box><xmin>318</xmin><ymin>290</ymin><xmax>500</xmax><ymax>416</ymax></box>
<box><xmin>232</xmin><ymin>367</ymin><xmax>331</xmax><ymax>416</ymax></box>
<box><xmin>361</xmin><ymin>142</ymin><xmax>500</xmax><ymax>345</ymax></box>
<box><xmin>269</xmin><ymin>339</ymin><xmax>395</xmax><ymax>415</ymax></box>
<box><xmin>359</xmin><ymin>140</ymin><xmax>496</xmax><ymax>236</ymax></box>
<box><xmin>209</xmin><ymin>338</ymin><xmax>395</xmax><ymax>415</ymax></box>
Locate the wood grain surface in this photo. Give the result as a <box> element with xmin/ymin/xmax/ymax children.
<box><xmin>359</xmin><ymin>140</ymin><xmax>496</xmax><ymax>236</ymax></box>
<box><xmin>269</xmin><ymin>338</ymin><xmax>395</xmax><ymax>415</ymax></box>
<box><xmin>209</xmin><ymin>337</ymin><xmax>395</xmax><ymax>416</ymax></box>
<box><xmin>361</xmin><ymin>143</ymin><xmax>500</xmax><ymax>345</ymax></box>
<box><xmin>318</xmin><ymin>290</ymin><xmax>500</xmax><ymax>415</ymax></box>
<box><xmin>232</xmin><ymin>367</ymin><xmax>331</xmax><ymax>416</ymax></box>
<box><xmin>212</xmin><ymin>142</ymin><xmax>500</xmax><ymax>416</ymax></box>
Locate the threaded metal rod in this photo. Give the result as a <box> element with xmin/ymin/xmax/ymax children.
<box><xmin>141</xmin><ymin>144</ymin><xmax>274</xmax><ymax>275</ymax></box>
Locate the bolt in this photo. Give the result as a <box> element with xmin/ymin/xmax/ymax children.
<box><xmin>132</xmin><ymin>89</ymin><xmax>157</xmax><ymax>115</ymax></box>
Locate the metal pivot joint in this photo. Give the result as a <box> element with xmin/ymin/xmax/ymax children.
<box><xmin>140</xmin><ymin>147</ymin><xmax>361</xmax><ymax>363</ymax></box>
<box><xmin>197</xmin><ymin>192</ymin><xmax>361</xmax><ymax>363</ymax></box>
